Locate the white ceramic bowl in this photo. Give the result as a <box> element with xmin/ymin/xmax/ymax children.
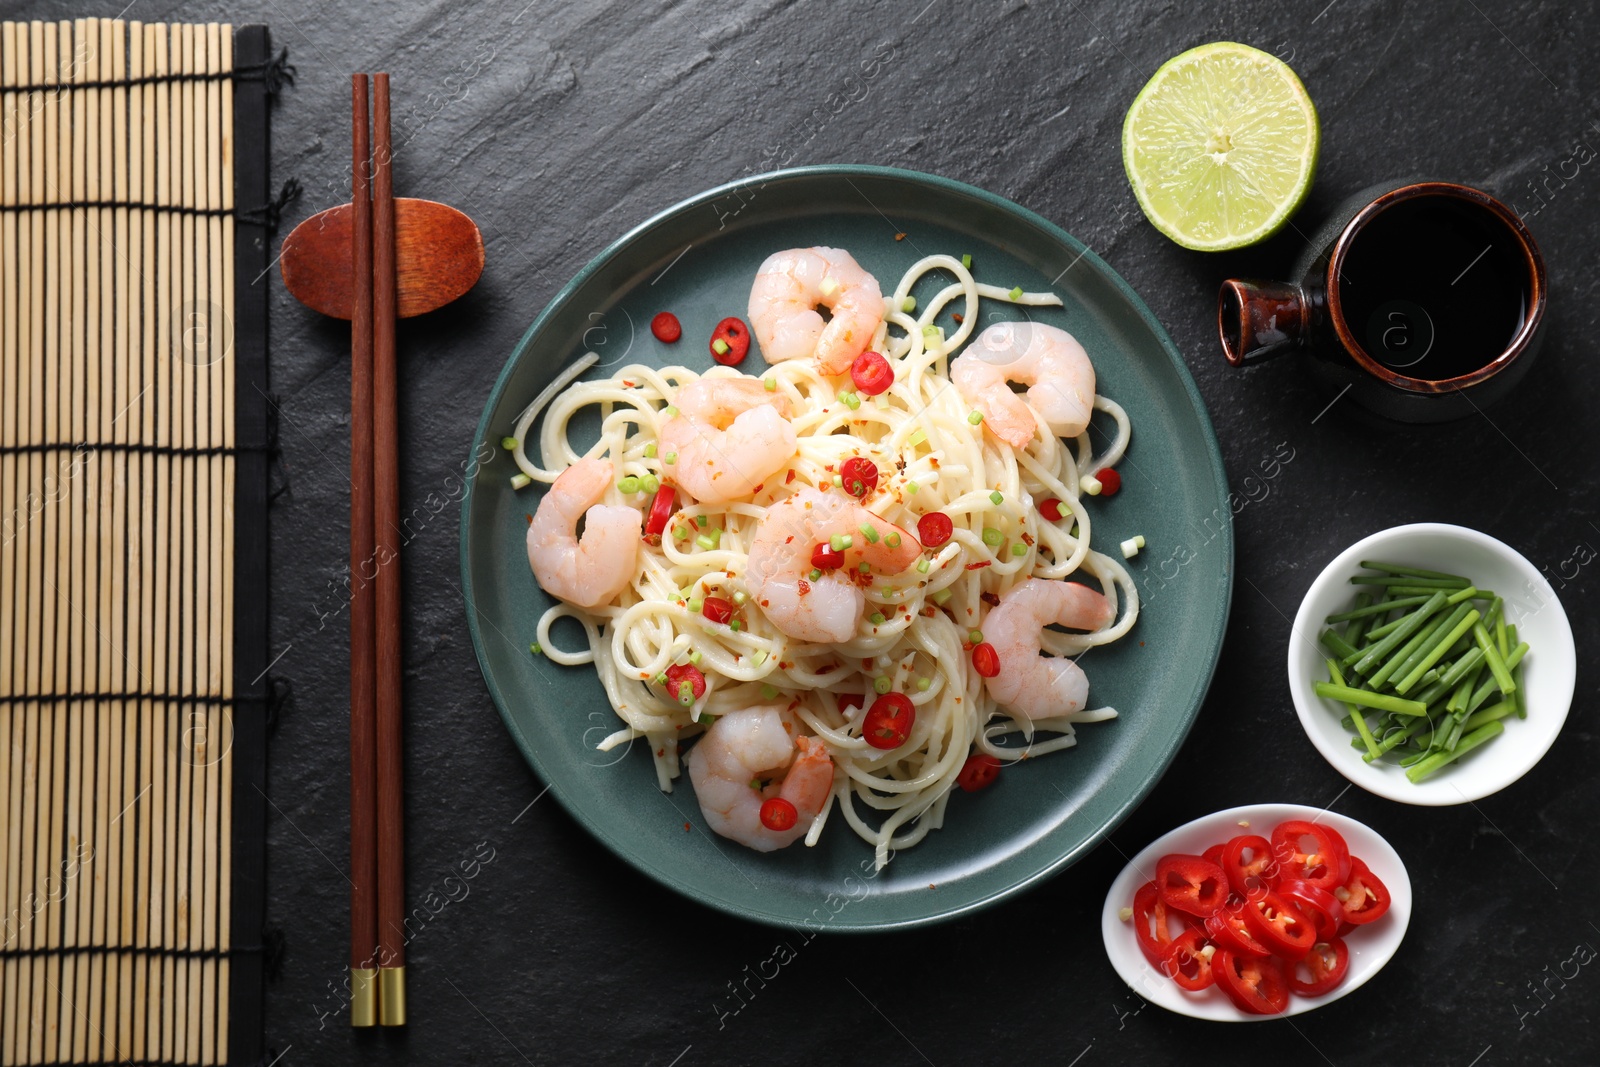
<box><xmin>1100</xmin><ymin>803</ymin><xmax>1411</xmax><ymax>1021</ymax></box>
<box><xmin>1288</xmin><ymin>523</ymin><xmax>1575</xmax><ymax>805</ymax></box>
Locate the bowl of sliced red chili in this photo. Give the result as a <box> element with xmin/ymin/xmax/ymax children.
<box><xmin>1101</xmin><ymin>803</ymin><xmax>1411</xmax><ymax>1021</ymax></box>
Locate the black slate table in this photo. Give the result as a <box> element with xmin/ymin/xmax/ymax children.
<box><xmin>31</xmin><ymin>0</ymin><xmax>1599</xmax><ymax>1062</ymax></box>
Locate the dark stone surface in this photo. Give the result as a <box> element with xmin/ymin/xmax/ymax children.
<box><xmin>23</xmin><ymin>0</ymin><xmax>1600</xmax><ymax>1062</ymax></box>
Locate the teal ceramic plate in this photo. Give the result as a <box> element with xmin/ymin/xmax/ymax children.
<box><xmin>462</xmin><ymin>166</ymin><xmax>1233</xmax><ymax>931</ymax></box>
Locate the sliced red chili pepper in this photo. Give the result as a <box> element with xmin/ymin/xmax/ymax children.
<box><xmin>1288</xmin><ymin>937</ymin><xmax>1349</xmax><ymax>998</ymax></box>
<box><xmin>1204</xmin><ymin>900</ymin><xmax>1273</xmax><ymax>958</ymax></box>
<box><xmin>759</xmin><ymin>797</ymin><xmax>797</xmax><ymax>831</ymax></box>
<box><xmin>1096</xmin><ymin>468</ymin><xmax>1122</xmax><ymax>496</ymax></box>
<box><xmin>1221</xmin><ymin>834</ymin><xmax>1275</xmax><ymax>899</ymax></box>
<box><xmin>850</xmin><ymin>350</ymin><xmax>894</xmax><ymax>395</ymax></box>
<box><xmin>861</xmin><ymin>693</ymin><xmax>915</xmax><ymax>750</ymax></box>
<box><xmin>1161</xmin><ymin>927</ymin><xmax>1216</xmax><ymax>991</ymax></box>
<box><xmin>1213</xmin><ymin>950</ymin><xmax>1289</xmax><ymax>1015</ymax></box>
<box><xmin>650</xmin><ymin>312</ymin><xmax>682</xmax><ymax>343</ymax></box>
<box><xmin>709</xmin><ymin>317</ymin><xmax>750</xmax><ymax>366</ymax></box>
<box><xmin>664</xmin><ymin>663</ymin><xmax>706</xmax><ymax>702</ymax></box>
<box><xmin>1269</xmin><ymin>819</ymin><xmax>1352</xmax><ymax>892</ymax></box>
<box><xmin>917</xmin><ymin>511</ymin><xmax>953</xmax><ymax>547</ymax></box>
<box><xmin>1038</xmin><ymin>497</ymin><xmax>1064</xmax><ymax>522</ymax></box>
<box><xmin>840</xmin><ymin>457</ymin><xmax>878</xmax><ymax>498</ymax></box>
<box><xmin>701</xmin><ymin>596</ymin><xmax>734</xmax><ymax>625</ymax></box>
<box><xmin>1277</xmin><ymin>879</ymin><xmax>1345</xmax><ymax>943</ymax></box>
<box><xmin>971</xmin><ymin>642</ymin><xmax>1001</xmax><ymax>678</ymax></box>
<box><xmin>1240</xmin><ymin>887</ymin><xmax>1316</xmax><ymax>961</ymax></box>
<box><xmin>1156</xmin><ymin>854</ymin><xmax>1230</xmax><ymax>918</ymax></box>
<box><xmin>811</xmin><ymin>541</ymin><xmax>844</xmax><ymax>570</ymax></box>
<box><xmin>643</xmin><ymin>485</ymin><xmax>676</xmax><ymax>543</ymax></box>
<box><xmin>1131</xmin><ymin>881</ymin><xmax>1181</xmax><ymax>967</ymax></box>
<box><xmin>1335</xmin><ymin>857</ymin><xmax>1391</xmax><ymax>925</ymax></box>
<box><xmin>955</xmin><ymin>752</ymin><xmax>1001</xmax><ymax>792</ymax></box>
<box><xmin>1201</xmin><ymin>842</ymin><xmax>1227</xmax><ymax>868</ymax></box>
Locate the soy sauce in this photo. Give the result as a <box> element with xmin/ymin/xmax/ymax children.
<box><xmin>1338</xmin><ymin>197</ymin><xmax>1528</xmax><ymax>381</ymax></box>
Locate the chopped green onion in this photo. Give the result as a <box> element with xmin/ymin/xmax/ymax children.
<box><xmin>688</xmin><ymin>597</ymin><xmax>704</xmax><ymax>613</ymax></box>
<box><xmin>501</xmin><ymin>436</ymin><xmax>519</xmax><ymax>450</ymax></box>
<box><xmin>1008</xmin><ymin>285</ymin><xmax>1024</xmax><ymax>300</ymax></box>
<box><xmin>711</xmin><ymin>338</ymin><xmax>730</xmax><ymax>355</ymax></box>
<box><xmin>530</xmin><ymin>643</ymin><xmax>542</xmax><ymax>656</ymax></box>
<box><xmin>858</xmin><ymin>561</ymin><xmax>870</xmax><ymax>573</ymax></box>
<box><xmin>808</xmin><ymin>568</ymin><xmax>822</xmax><ymax>581</ymax></box>
<box><xmin>1119</xmin><ymin>537</ymin><xmax>1140</xmax><ymax>559</ymax></box>
<box><xmin>689</xmin><ymin>650</ymin><xmax>702</xmax><ymax>666</ymax></box>
<box><xmin>932</xmin><ymin>588</ymin><xmax>953</xmax><ymax>606</ymax></box>
<box><xmin>916</xmin><ymin>677</ymin><xmax>931</xmax><ymax>692</ymax></box>
<box><xmin>510</xmin><ymin>473</ymin><xmax>531</xmax><ymax>490</ymax></box>
<box><xmin>1473</xmin><ymin>623</ymin><xmax>1517</xmax><ymax>696</ymax></box>
<box><xmin>982</xmin><ymin>527</ymin><xmax>1003</xmax><ymax>547</ymax></box>
<box><xmin>906</xmin><ymin>429</ymin><xmax>927</xmax><ymax>447</ymax></box>
<box><xmin>730</xmin><ymin>620</ymin><xmax>741</xmax><ymax>632</ymax></box>
<box><xmin>874</xmin><ymin>676</ymin><xmax>892</xmax><ymax>694</ymax></box>
<box><xmin>1359</xmin><ymin>560</ymin><xmax>1472</xmax><ymax>583</ymax></box>
<box><xmin>969</xmin><ymin>630</ymin><xmax>983</xmax><ymax>644</ymax></box>
<box><xmin>696</xmin><ymin>515</ymin><xmax>708</xmax><ymax>527</ymax></box>
<box><xmin>663</xmin><ymin>405</ymin><xmax>678</xmax><ymax>418</ymax></box>
<box><xmin>753</xmin><ymin>650</ymin><xmax>768</xmax><ymax>666</ymax></box>
<box><xmin>695</xmin><ymin>535</ymin><xmax>714</xmax><ymax>550</ymax></box>
<box><xmin>643</xmin><ymin>443</ymin><xmax>657</xmax><ymax>458</ymax></box>
<box><xmin>833</xmin><ymin>474</ymin><xmax>844</xmax><ymax>488</ymax></box>
<box><xmin>760</xmin><ymin>684</ymin><xmax>779</xmax><ymax>699</ymax></box>
<box><xmin>664</xmin><ymin>451</ymin><xmax>677</xmax><ymax>465</ymax></box>
<box><xmin>1312</xmin><ymin>682</ymin><xmax>1428</xmax><ymax>717</ymax></box>
<box><xmin>618</xmin><ymin>476</ymin><xmax>640</xmax><ymax>494</ymax></box>
<box><xmin>641</xmin><ymin>474</ymin><xmax>660</xmax><ymax>494</ymax></box>
<box><xmin>884</xmin><ymin>532</ymin><xmax>902</xmax><ymax>548</ymax></box>
<box><xmin>1011</xmin><ymin>543</ymin><xmax>1027</xmax><ymax>557</ymax></box>
<box><xmin>1326</xmin><ymin>659</ymin><xmax>1382</xmax><ymax>759</ymax></box>
<box><xmin>916</xmin><ymin>559</ymin><xmax>930</xmax><ymax>574</ymax></box>
<box><xmin>1395</xmin><ymin>607</ymin><xmax>1481</xmax><ymax>694</ymax></box>
<box><xmin>906</xmin><ymin>480</ymin><xmax>919</xmax><ymax>493</ymax></box>
<box><xmin>1080</xmin><ymin>474</ymin><xmax>1103</xmax><ymax>496</ymax></box>
<box><xmin>1324</xmin><ymin>595</ymin><xmax>1432</xmax><ymax>623</ymax></box>
<box><xmin>678</xmin><ymin>682</ymin><xmax>695</xmax><ymax>706</ymax></box>
<box><xmin>859</xmin><ymin>523</ymin><xmax>881</xmax><ymax>544</ymax></box>
<box><xmin>869</xmin><ymin>612</ymin><xmax>886</xmax><ymax>626</ymax></box>
<box><xmin>961</xmin><ymin>254</ymin><xmax>972</xmax><ymax>269</ymax></box>
<box><xmin>844</xmin><ymin>392</ymin><xmax>861</xmax><ymax>410</ymax></box>
<box><xmin>831</xmin><ymin>533</ymin><xmax>853</xmax><ymax>552</ymax></box>
<box><xmin>922</xmin><ymin>324</ymin><xmax>940</xmax><ymax>337</ymax></box>
<box><xmin>672</xmin><ymin>525</ymin><xmax>690</xmax><ymax>541</ymax></box>
<box><xmin>764</xmin><ymin>377</ymin><xmax>777</xmax><ymax>392</ymax></box>
<box><xmin>733</xmin><ymin>591</ymin><xmax>747</xmax><ymax>605</ymax></box>
<box><xmin>989</xmin><ymin>490</ymin><xmax>1004</xmax><ymax>505</ymax></box>
<box><xmin>697</xmin><ymin>713</ymin><xmax>714</xmax><ymax>725</ymax></box>
<box><xmin>1405</xmin><ymin>721</ymin><xmax>1505</xmax><ymax>783</ymax></box>
<box><xmin>901</xmin><ymin>296</ymin><xmax>916</xmax><ymax>312</ymax></box>
<box><xmin>655</xmin><ymin>672</ymin><xmax>669</xmax><ymax>685</ymax></box>
<box><xmin>967</xmin><ymin>410</ymin><xmax>983</xmax><ymax>425</ymax></box>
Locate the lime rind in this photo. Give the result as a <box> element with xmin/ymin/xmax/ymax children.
<box><xmin>1123</xmin><ymin>42</ymin><xmax>1320</xmax><ymax>252</ymax></box>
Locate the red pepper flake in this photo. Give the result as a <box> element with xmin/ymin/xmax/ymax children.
<box><xmin>683</xmin><ymin>822</ymin><xmax>692</xmax><ymax>832</ymax></box>
<box><xmin>951</xmin><ymin>312</ymin><xmax>963</xmax><ymax>324</ymax></box>
<box><xmin>525</xmin><ymin>513</ymin><xmax>534</xmax><ymax>525</ymax></box>
<box><xmin>980</xmin><ymin>591</ymin><xmax>1000</xmax><ymax>607</ymax></box>
<box><xmin>1021</xmin><ymin>532</ymin><xmax>1035</xmax><ymax>546</ymax></box>
<box><xmin>965</xmin><ymin>561</ymin><xmax>991</xmax><ymax>570</ymax></box>
<box><xmin>894</xmin><ymin>232</ymin><xmax>906</xmax><ymax>241</ymax></box>
<box><xmin>797</xmin><ymin>579</ymin><xmax>811</xmax><ymax>596</ymax></box>
<box><xmin>752</xmin><ymin>483</ymin><xmax>763</xmax><ymax>494</ymax></box>
<box><xmin>621</xmin><ymin>379</ymin><xmax>635</xmax><ymax>388</ymax></box>
<box><xmin>656</xmin><ymin>748</ymin><xmax>665</xmax><ymax>757</ymax></box>
<box><xmin>785</xmin><ymin>535</ymin><xmax>794</xmax><ymax>544</ymax></box>
<box><xmin>785</xmin><ymin>469</ymin><xmax>796</xmax><ymax>484</ymax></box>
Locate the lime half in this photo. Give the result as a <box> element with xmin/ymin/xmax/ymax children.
<box><xmin>1123</xmin><ymin>42</ymin><xmax>1319</xmax><ymax>252</ymax></box>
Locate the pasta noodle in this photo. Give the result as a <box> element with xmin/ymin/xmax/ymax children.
<box><xmin>511</xmin><ymin>255</ymin><xmax>1138</xmax><ymax>867</ymax></box>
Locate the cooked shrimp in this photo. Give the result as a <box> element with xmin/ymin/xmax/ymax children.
<box><xmin>746</xmin><ymin>487</ymin><xmax>920</xmax><ymax>644</ymax></box>
<box><xmin>982</xmin><ymin>578</ymin><xmax>1114</xmax><ymax>719</ymax></box>
<box><xmin>950</xmin><ymin>322</ymin><xmax>1096</xmax><ymax>449</ymax></box>
<box><xmin>748</xmin><ymin>247</ymin><xmax>884</xmax><ymax>375</ymax></box>
<box><xmin>687</xmin><ymin>706</ymin><xmax>836</xmax><ymax>851</ymax></box>
<box><xmin>658</xmin><ymin>376</ymin><xmax>798</xmax><ymax>505</ymax></box>
<box><xmin>526</xmin><ymin>457</ymin><xmax>641</xmax><ymax>610</ymax></box>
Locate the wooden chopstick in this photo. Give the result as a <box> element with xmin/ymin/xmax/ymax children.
<box><xmin>349</xmin><ymin>71</ymin><xmax>379</xmax><ymax>1029</ymax></box>
<box><xmin>370</xmin><ymin>71</ymin><xmax>407</xmax><ymax>1028</ymax></box>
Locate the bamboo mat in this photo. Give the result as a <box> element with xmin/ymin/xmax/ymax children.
<box><xmin>0</xmin><ymin>19</ymin><xmax>274</xmax><ymax>1066</ymax></box>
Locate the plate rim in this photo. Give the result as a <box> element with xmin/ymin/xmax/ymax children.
<box><xmin>1098</xmin><ymin>802</ymin><xmax>1413</xmax><ymax>1021</ymax></box>
<box><xmin>459</xmin><ymin>163</ymin><xmax>1236</xmax><ymax>931</ymax></box>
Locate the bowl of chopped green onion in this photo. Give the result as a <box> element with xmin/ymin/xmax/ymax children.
<box><xmin>1288</xmin><ymin>524</ymin><xmax>1575</xmax><ymax>805</ymax></box>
